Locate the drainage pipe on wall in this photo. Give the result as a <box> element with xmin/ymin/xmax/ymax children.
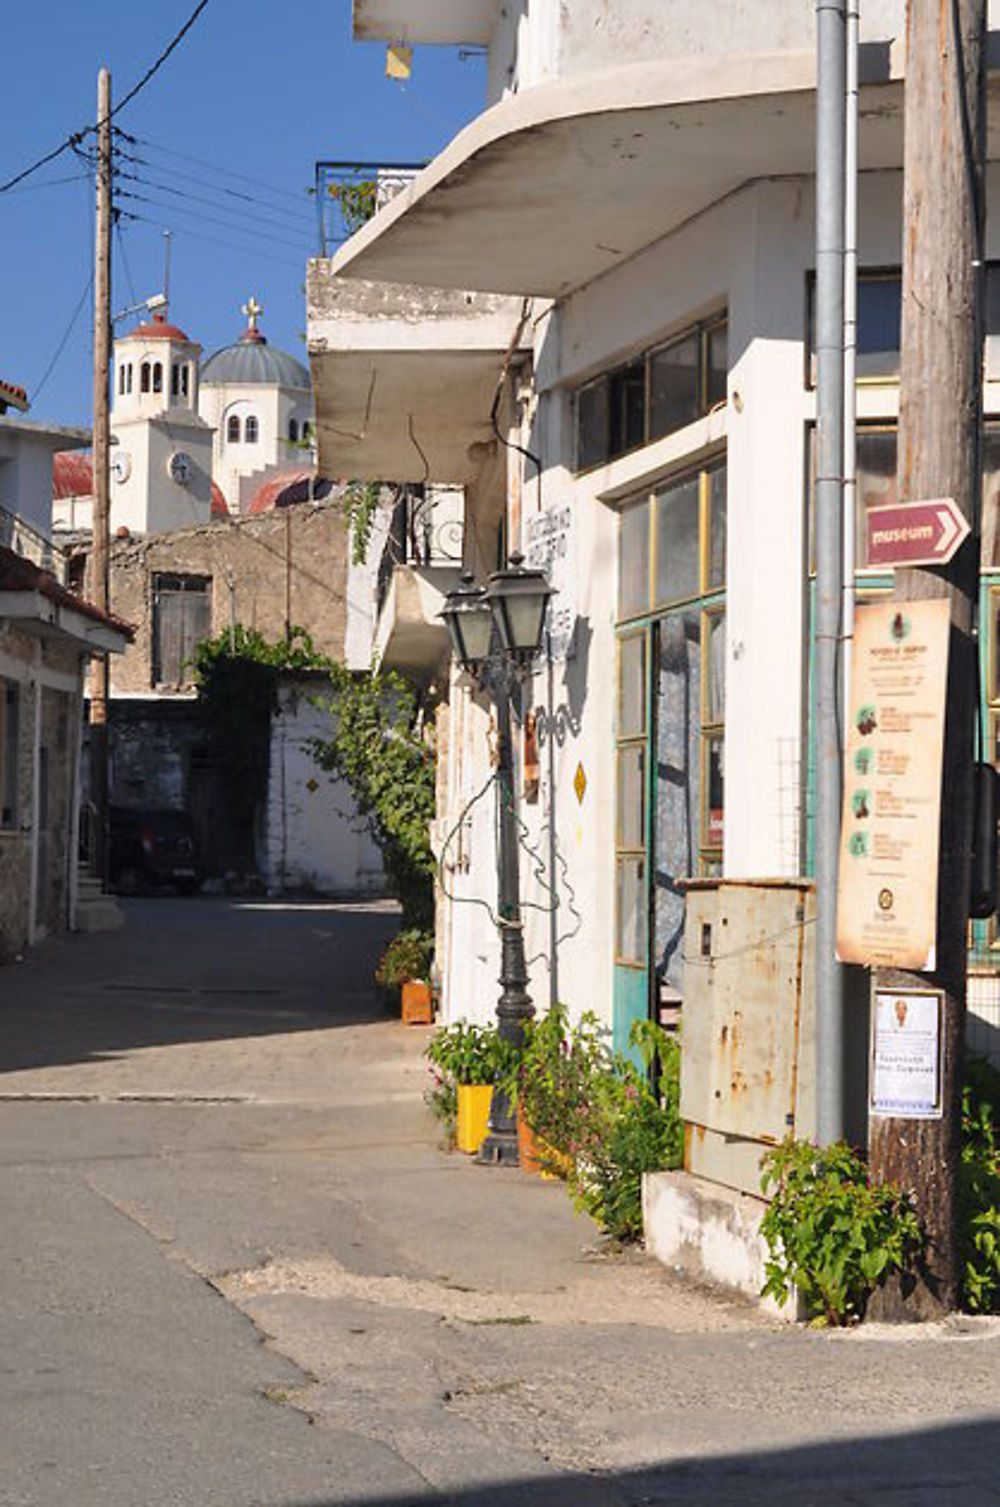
<box><xmin>814</xmin><ymin>0</ymin><xmax>847</xmax><ymax>1145</ymax></box>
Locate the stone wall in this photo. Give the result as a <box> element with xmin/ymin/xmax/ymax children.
<box><xmin>75</xmin><ymin>497</ymin><xmax>351</xmax><ymax>696</ymax></box>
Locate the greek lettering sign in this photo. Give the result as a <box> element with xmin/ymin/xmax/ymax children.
<box><xmin>836</xmin><ymin>598</ymin><xmax>950</xmax><ymax>970</ymax></box>
<box><xmin>524</xmin><ymin>503</ymin><xmax>575</xmax><ymax>660</ymax></box>
<box><xmin>870</xmin><ymin>987</ymin><xmax>943</xmax><ymax>1119</ymax></box>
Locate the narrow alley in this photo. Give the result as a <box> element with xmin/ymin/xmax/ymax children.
<box><xmin>1</xmin><ymin>899</ymin><xmax>997</xmax><ymax>1506</ymax></box>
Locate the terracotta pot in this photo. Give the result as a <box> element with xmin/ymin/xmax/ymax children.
<box><xmin>456</xmin><ymin>1083</ymin><xmax>492</xmax><ymax>1154</ymax></box>
<box><xmin>517</xmin><ymin>1108</ymin><xmax>572</xmax><ymax>1180</ymax></box>
<box><xmin>400</xmin><ymin>979</ymin><xmax>433</xmax><ymax>1025</ymax></box>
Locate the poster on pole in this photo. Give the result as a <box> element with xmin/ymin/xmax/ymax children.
<box><xmin>870</xmin><ymin>987</ymin><xmax>944</xmax><ymax>1119</ymax></box>
<box><xmin>835</xmin><ymin>598</ymin><xmax>950</xmax><ymax>970</ymax></box>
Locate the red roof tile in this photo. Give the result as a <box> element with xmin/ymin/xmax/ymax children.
<box><xmin>124</xmin><ymin>312</ymin><xmax>192</xmax><ymax>343</ymax></box>
<box><xmin>0</xmin><ymin>545</ymin><xmax>133</xmax><ymax>638</ymax></box>
<box><xmin>0</xmin><ymin>379</ymin><xmax>29</xmax><ymax>412</ymax></box>
<box><xmin>245</xmin><ymin>469</ymin><xmax>336</xmax><ymax>516</ymax></box>
<box><xmin>210</xmin><ymin>481</ymin><xmax>229</xmax><ymax>517</ymax></box>
<box><xmin>52</xmin><ymin>451</ymin><xmax>94</xmax><ymax>499</ymax></box>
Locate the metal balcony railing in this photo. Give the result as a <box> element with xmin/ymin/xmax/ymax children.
<box><xmin>376</xmin><ymin>486</ymin><xmax>464</xmax><ymax>617</ymax></box>
<box><xmin>0</xmin><ymin>503</ymin><xmax>67</xmax><ymax>583</ymax></box>
<box><xmin>314</xmin><ymin>161</ymin><xmax>424</xmax><ymax>257</ymax></box>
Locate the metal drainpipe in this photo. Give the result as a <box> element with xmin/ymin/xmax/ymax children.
<box><xmin>815</xmin><ymin>0</ymin><xmax>847</xmax><ymax>1145</ymax></box>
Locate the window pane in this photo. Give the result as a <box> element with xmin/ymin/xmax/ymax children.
<box><xmin>617</xmin><ymin>745</ymin><xmax>645</xmax><ymax>849</ymax></box>
<box><xmin>608</xmin><ymin>361</ymin><xmax>645</xmax><ymax>458</ymax></box>
<box><xmin>705</xmin><ymin>611</ymin><xmax>726</xmax><ymax>724</ymax></box>
<box><xmin>577</xmin><ymin>377</ymin><xmax>608</xmax><ymax>471</ymax></box>
<box><xmin>856</xmin><ymin>275</ymin><xmax>901</xmax><ymax>379</ymax></box>
<box><xmin>616</xmin><ymin>856</ymin><xmax>647</xmax><ymax>964</ymax></box>
<box><xmin>618</xmin><ymin>501</ymin><xmax>650</xmax><ymax>619</ymax></box>
<box><xmin>708</xmin><ymin>463</ymin><xmax>727</xmax><ymax>589</ymax></box>
<box><xmin>649</xmin><ymin>336</ymin><xmax>699</xmax><ymax>440</ymax></box>
<box><xmin>618</xmin><ymin>631</ymin><xmax>646</xmax><ymax>738</ymax></box>
<box><xmin>707</xmin><ymin>322</ymin><xmax>728</xmax><ymax>408</ymax></box>
<box><xmin>704</xmin><ymin>733</ymin><xmax>724</xmax><ymax>849</ymax></box>
<box><xmin>654</xmin><ymin>475</ymin><xmax>700</xmax><ymax>605</ymax></box>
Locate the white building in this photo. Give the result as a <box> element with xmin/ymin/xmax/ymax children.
<box><xmin>199</xmin><ymin>300</ymin><xmax>315</xmax><ymax>516</ymax></box>
<box><xmin>311</xmin><ymin>1</ymin><xmax>1000</xmax><ymax>1083</ymax></box>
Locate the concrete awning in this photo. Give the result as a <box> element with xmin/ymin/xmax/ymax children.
<box><xmin>328</xmin><ymin>51</ymin><xmax>916</xmax><ymax>299</ymax></box>
<box><xmin>307</xmin><ymin>271</ymin><xmax>528</xmax><ymax>484</ymax></box>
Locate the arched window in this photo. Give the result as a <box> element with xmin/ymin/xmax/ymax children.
<box><xmin>302</xmin><ymin>421</ymin><xmax>312</xmax><ymax>441</ymax></box>
<box><xmin>227</xmin><ymin>414</ymin><xmax>240</xmax><ymax>444</ymax></box>
<box><xmin>152</xmin><ymin>362</ymin><xmax>163</xmax><ymax>394</ymax></box>
<box><xmin>245</xmin><ymin>416</ymin><xmax>259</xmax><ymax>444</ymax></box>
<box><xmin>181</xmin><ymin>365</ymin><xmax>190</xmax><ymax>399</ymax></box>
<box><xmin>171</xmin><ymin>364</ymin><xmax>180</xmax><ymax>398</ymax></box>
<box><xmin>118</xmin><ymin>366</ymin><xmax>126</xmax><ymax>396</ymax></box>
<box><xmin>126</xmin><ymin>364</ymin><xmax>133</xmax><ymax>394</ymax></box>
<box><xmin>141</xmin><ymin>362</ymin><xmax>150</xmax><ymax>394</ymax></box>
<box><xmin>288</xmin><ymin>418</ymin><xmax>299</xmax><ymax>443</ymax></box>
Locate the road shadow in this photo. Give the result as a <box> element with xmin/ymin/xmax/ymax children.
<box><xmin>289</xmin><ymin>1414</ymin><xmax>1000</xmax><ymax>1506</ymax></box>
<box><xmin>0</xmin><ymin>896</ymin><xmax>403</xmax><ymax>1076</ymax></box>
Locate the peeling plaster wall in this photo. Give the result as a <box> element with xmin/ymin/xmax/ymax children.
<box><xmin>264</xmin><ymin>679</ymin><xmax>384</xmax><ymax>896</ymax></box>
<box><xmin>82</xmin><ymin>497</ymin><xmax>350</xmax><ymax>696</ymax></box>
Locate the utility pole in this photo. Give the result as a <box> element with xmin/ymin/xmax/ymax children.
<box><xmin>90</xmin><ymin>67</ymin><xmax>112</xmax><ymax>882</ymax></box>
<box><xmin>868</xmin><ymin>0</ymin><xmax>986</xmax><ymax>1319</ymax></box>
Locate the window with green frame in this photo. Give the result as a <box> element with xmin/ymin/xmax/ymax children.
<box><xmin>575</xmin><ymin>314</ymin><xmax>727</xmax><ymax>474</ymax></box>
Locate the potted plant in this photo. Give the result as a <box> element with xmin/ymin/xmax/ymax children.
<box><xmin>425</xmin><ymin>1022</ymin><xmax>514</xmax><ymax>1154</ymax></box>
<box><xmin>375</xmin><ymin>929</ymin><xmax>434</xmax><ymax>1024</ymax></box>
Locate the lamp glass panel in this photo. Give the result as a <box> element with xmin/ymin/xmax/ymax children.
<box><xmin>458</xmin><ymin>603</ymin><xmax>493</xmax><ymax>663</ymax></box>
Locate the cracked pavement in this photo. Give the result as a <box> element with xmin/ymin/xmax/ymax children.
<box><xmin>1</xmin><ymin>896</ymin><xmax>999</xmax><ymax>1505</ymax></box>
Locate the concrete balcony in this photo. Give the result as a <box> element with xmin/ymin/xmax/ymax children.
<box><xmin>306</xmin><ymin>266</ymin><xmax>528</xmax><ymax>485</ymax></box>
<box><xmin>352</xmin><ymin>0</ymin><xmax>499</xmax><ymax>45</ymax></box>
<box><xmin>371</xmin><ymin>487</ymin><xmax>463</xmax><ymax>677</ymax></box>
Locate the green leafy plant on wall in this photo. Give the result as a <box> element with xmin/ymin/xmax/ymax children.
<box><xmin>960</xmin><ymin>1056</ymin><xmax>1000</xmax><ymax>1313</ymax></box>
<box><xmin>328</xmin><ymin>178</ymin><xmax>377</xmax><ymax>235</ymax></box>
<box><xmin>341</xmin><ymin>480</ymin><xmax>382</xmax><ymax>566</ymax></box>
<box><xmin>375</xmin><ymin>928</ymin><xmax>434</xmax><ymax>991</ymax></box>
<box><xmin>311</xmin><ymin>664</ymin><xmax>436</xmax><ymax>928</ymax></box>
<box><xmin>193</xmin><ymin>626</ymin><xmax>330</xmax><ymax>831</ymax></box>
<box><xmin>759</xmin><ymin>1138</ymin><xmax>922</xmax><ymax>1327</ymax></box>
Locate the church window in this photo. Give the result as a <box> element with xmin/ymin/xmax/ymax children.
<box><xmin>245</xmin><ymin>416</ymin><xmax>259</xmax><ymax>444</ymax></box>
<box><xmin>171</xmin><ymin>364</ymin><xmax>180</xmax><ymax>398</ymax></box>
<box><xmin>141</xmin><ymin>362</ymin><xmax>150</xmax><ymax>394</ymax></box>
<box><xmin>181</xmin><ymin>365</ymin><xmax>190</xmax><ymax>399</ymax></box>
<box><xmin>118</xmin><ymin>366</ymin><xmax>125</xmax><ymax>396</ymax></box>
<box><xmin>288</xmin><ymin>418</ymin><xmax>299</xmax><ymax>443</ymax></box>
<box><xmin>127</xmin><ymin>364</ymin><xmax>133</xmax><ymax>394</ymax></box>
<box><xmin>227</xmin><ymin>414</ymin><xmax>241</xmax><ymax>443</ymax></box>
<box><xmin>152</xmin><ymin>363</ymin><xmax>163</xmax><ymax>394</ymax></box>
<box><xmin>302</xmin><ymin>421</ymin><xmax>312</xmax><ymax>441</ymax></box>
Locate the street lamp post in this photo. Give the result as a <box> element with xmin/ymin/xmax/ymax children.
<box><xmin>440</xmin><ymin>555</ymin><xmax>552</xmax><ymax>1165</ymax></box>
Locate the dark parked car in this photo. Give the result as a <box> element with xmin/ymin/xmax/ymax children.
<box><xmin>108</xmin><ymin>808</ymin><xmax>204</xmax><ymax>895</ymax></box>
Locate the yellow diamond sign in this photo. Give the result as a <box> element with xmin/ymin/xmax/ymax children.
<box><xmin>574</xmin><ymin>762</ymin><xmax>587</xmax><ymax>805</ymax></box>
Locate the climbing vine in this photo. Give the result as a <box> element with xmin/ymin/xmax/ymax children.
<box><xmin>341</xmin><ymin>480</ymin><xmax>382</xmax><ymax>565</ymax></box>
<box><xmin>311</xmin><ymin>663</ymin><xmax>436</xmax><ymax>927</ymax></box>
<box><xmin>327</xmin><ymin>178</ymin><xmax>377</xmax><ymax>235</ymax></box>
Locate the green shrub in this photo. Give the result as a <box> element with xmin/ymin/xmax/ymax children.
<box><xmin>960</xmin><ymin>1056</ymin><xmax>1000</xmax><ymax>1313</ymax></box>
<box><xmin>425</xmin><ymin>1021</ymin><xmax>517</xmax><ymax>1087</ymax></box>
<box><xmin>515</xmin><ymin>1007</ymin><xmax>683</xmax><ymax>1242</ymax></box>
<box><xmin>375</xmin><ymin>928</ymin><xmax>433</xmax><ymax>990</ymax></box>
<box><xmin>760</xmin><ymin>1138</ymin><xmax>922</xmax><ymax>1326</ymax></box>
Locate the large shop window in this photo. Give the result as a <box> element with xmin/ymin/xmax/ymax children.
<box><xmin>614</xmin><ymin>459</ymin><xmax>727</xmax><ymax>1002</ymax></box>
<box><xmin>809</xmin><ymin>423</ymin><xmax>1000</xmax><ymax>570</ymax></box>
<box><xmin>807</xmin><ymin>265</ymin><xmax>1000</xmax><ymax>383</ymax></box>
<box><xmin>575</xmin><ymin>314</ymin><xmax>727</xmax><ymax>472</ymax></box>
<box><xmin>0</xmin><ymin>679</ymin><xmax>19</xmax><ymax>829</ymax></box>
<box><xmin>152</xmin><ymin>574</ymin><xmax>211</xmax><ymax>688</ymax></box>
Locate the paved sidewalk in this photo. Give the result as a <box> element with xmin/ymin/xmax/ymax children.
<box><xmin>1</xmin><ymin>899</ymin><xmax>999</xmax><ymax>1505</ymax></box>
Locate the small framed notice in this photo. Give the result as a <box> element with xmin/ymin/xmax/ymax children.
<box><xmin>870</xmin><ymin>987</ymin><xmax>944</xmax><ymax>1120</ymax></box>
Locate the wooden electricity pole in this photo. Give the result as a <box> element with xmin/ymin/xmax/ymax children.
<box><xmin>868</xmin><ymin>0</ymin><xmax>986</xmax><ymax>1319</ymax></box>
<box><xmin>90</xmin><ymin>67</ymin><xmax>112</xmax><ymax>882</ymax></box>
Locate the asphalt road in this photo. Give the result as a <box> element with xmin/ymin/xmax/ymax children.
<box><xmin>1</xmin><ymin>897</ymin><xmax>999</xmax><ymax>1506</ymax></box>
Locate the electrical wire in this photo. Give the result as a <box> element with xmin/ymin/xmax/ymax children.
<box><xmin>122</xmin><ymin>211</ymin><xmax>304</xmax><ymax>273</ymax></box>
<box><xmin>0</xmin><ymin>0</ymin><xmax>213</xmax><ymax>196</ymax></box>
<box><xmin>115</xmin><ymin>167</ymin><xmax>312</xmax><ymax>243</ymax></box>
<box><xmin>120</xmin><ymin>158</ymin><xmax>314</xmax><ymax>232</ymax></box>
<box><xmin>1</xmin><ymin>170</ymin><xmax>92</xmax><ymax>197</ymax></box>
<box><xmin>115</xmin><ymin>189</ymin><xmax>309</xmax><ymax>255</ymax></box>
<box><xmin>123</xmin><ymin>130</ymin><xmax>314</xmax><ymax>214</ymax></box>
<box><xmin>114</xmin><ymin>219</ymin><xmax>138</xmax><ymax>307</ymax></box>
<box><xmin>31</xmin><ymin>269</ymin><xmax>94</xmax><ymax>405</ymax></box>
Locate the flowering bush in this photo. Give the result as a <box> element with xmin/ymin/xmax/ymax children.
<box><xmin>516</xmin><ymin>1007</ymin><xmax>683</xmax><ymax>1241</ymax></box>
<box><xmin>375</xmin><ymin>929</ymin><xmax>433</xmax><ymax>990</ymax></box>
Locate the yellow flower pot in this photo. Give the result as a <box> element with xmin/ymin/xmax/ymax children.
<box><xmin>456</xmin><ymin>1083</ymin><xmax>493</xmax><ymax>1154</ymax></box>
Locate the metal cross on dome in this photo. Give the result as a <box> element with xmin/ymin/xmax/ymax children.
<box><xmin>242</xmin><ymin>296</ymin><xmax>263</xmax><ymax>332</ymax></box>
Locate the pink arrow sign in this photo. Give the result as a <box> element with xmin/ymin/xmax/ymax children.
<box><xmin>866</xmin><ymin>497</ymin><xmax>970</xmax><ymax>568</ymax></box>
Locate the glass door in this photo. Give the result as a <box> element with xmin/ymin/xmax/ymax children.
<box><xmin>613</xmin><ymin>628</ymin><xmax>650</xmax><ymax>1056</ymax></box>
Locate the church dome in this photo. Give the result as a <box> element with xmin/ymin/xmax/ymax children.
<box><xmin>201</xmin><ymin>300</ymin><xmax>310</xmax><ymax>390</ymax></box>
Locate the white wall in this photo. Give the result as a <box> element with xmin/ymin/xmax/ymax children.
<box><xmin>264</xmin><ymin>680</ymin><xmax>385</xmax><ymax>896</ymax></box>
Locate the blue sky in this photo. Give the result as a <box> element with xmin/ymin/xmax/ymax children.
<box><xmin>1</xmin><ymin>2</ymin><xmax>486</xmax><ymax>429</ymax></box>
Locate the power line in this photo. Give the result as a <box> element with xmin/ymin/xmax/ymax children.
<box><xmin>116</xmin><ymin>188</ymin><xmax>309</xmax><ymax>255</ymax></box>
<box><xmin>123</xmin><ymin>154</ymin><xmax>314</xmax><ymax>230</ymax></box>
<box><xmin>117</xmin><ymin>166</ymin><xmax>313</xmax><ymax>241</ymax></box>
<box><xmin>124</xmin><ymin>130</ymin><xmax>313</xmax><ymax>213</ymax></box>
<box><xmin>123</xmin><ymin>211</ymin><xmax>304</xmax><ymax>273</ymax></box>
<box><xmin>0</xmin><ymin>0</ymin><xmax>213</xmax><ymax>195</ymax></box>
<box><xmin>31</xmin><ymin>268</ymin><xmax>94</xmax><ymax>405</ymax></box>
<box><xmin>115</xmin><ymin>219</ymin><xmax>138</xmax><ymax>306</ymax></box>
<box><xmin>1</xmin><ymin>170</ymin><xmax>92</xmax><ymax>197</ymax></box>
